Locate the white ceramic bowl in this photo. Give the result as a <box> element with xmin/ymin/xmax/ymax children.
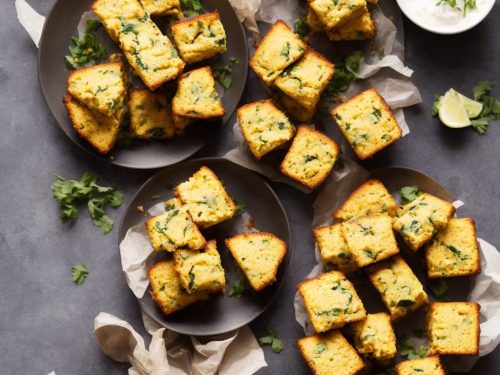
<box><xmin>396</xmin><ymin>0</ymin><xmax>496</xmax><ymax>35</ymax></box>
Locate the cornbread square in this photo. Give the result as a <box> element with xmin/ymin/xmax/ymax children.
<box><xmin>298</xmin><ymin>270</ymin><xmax>366</xmax><ymax>333</ymax></box>
<box><xmin>306</xmin><ymin>8</ymin><xmax>325</xmax><ymax>33</ymax></box>
<box><xmin>335</xmin><ymin>179</ymin><xmax>398</xmax><ymax>221</ymax></box>
<box><xmin>174</xmin><ymin>166</ymin><xmax>236</xmax><ymax>228</ymax></box>
<box><xmin>396</xmin><ymin>356</ymin><xmax>445</xmax><ymax>375</ymax></box>
<box><xmin>170</xmin><ymin>12</ymin><xmax>227</xmax><ymax>64</ymax></box>
<box><xmin>272</xmin><ymin>90</ymin><xmax>317</xmax><ymax>122</ymax></box>
<box><xmin>67</xmin><ymin>62</ymin><xmax>126</xmax><ymax>117</ymax></box>
<box><xmin>313</xmin><ymin>224</ymin><xmax>358</xmax><ymax>273</ymax></box>
<box><xmin>341</xmin><ymin>214</ymin><xmax>400</xmax><ymax>268</ymax></box>
<box><xmin>351</xmin><ymin>312</ymin><xmax>397</xmax><ymax>365</ymax></box>
<box><xmin>280</xmin><ymin>126</ymin><xmax>340</xmax><ymax>190</ymax></box>
<box><xmin>173</xmin><ymin>240</ymin><xmax>226</xmax><ymax>294</ymax></box>
<box><xmin>393</xmin><ymin>193</ymin><xmax>456</xmax><ymax>252</ymax></box>
<box><xmin>225</xmin><ymin>232</ymin><xmax>287</xmax><ymax>291</ymax></box>
<box><xmin>129</xmin><ymin>89</ymin><xmax>176</xmax><ymax>139</ymax></box>
<box><xmin>425</xmin><ymin>218</ymin><xmax>481</xmax><ymax>278</ymax></box>
<box><xmin>148</xmin><ymin>260</ymin><xmax>210</xmax><ymax>315</ymax></box>
<box><xmin>63</xmin><ymin>95</ymin><xmax>123</xmax><ymax>155</ymax></box>
<box><xmin>326</xmin><ymin>9</ymin><xmax>375</xmax><ymax>41</ymax></box>
<box><xmin>274</xmin><ymin>49</ymin><xmax>334</xmax><ymax>111</ymax></box>
<box><xmin>250</xmin><ymin>20</ymin><xmax>307</xmax><ymax>85</ymax></box>
<box><xmin>366</xmin><ymin>256</ymin><xmax>428</xmax><ymax>321</ymax></box>
<box><xmin>145</xmin><ymin>198</ymin><xmax>206</xmax><ymax>252</ymax></box>
<box><xmin>236</xmin><ymin>99</ymin><xmax>296</xmax><ymax>160</ymax></box>
<box><xmin>171</xmin><ymin>67</ymin><xmax>224</xmax><ymax>119</ymax></box>
<box><xmin>93</xmin><ymin>0</ymin><xmax>185</xmax><ymax>90</ymax></box>
<box><xmin>139</xmin><ymin>0</ymin><xmax>182</xmax><ymax>18</ymax></box>
<box><xmin>331</xmin><ymin>88</ymin><xmax>402</xmax><ymax>160</ymax></box>
<box><xmin>308</xmin><ymin>0</ymin><xmax>367</xmax><ymax>30</ymax></box>
<box><xmin>297</xmin><ymin>331</ymin><xmax>365</xmax><ymax>375</ymax></box>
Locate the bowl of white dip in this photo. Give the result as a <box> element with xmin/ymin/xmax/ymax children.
<box><xmin>396</xmin><ymin>0</ymin><xmax>495</xmax><ymax>34</ymax></box>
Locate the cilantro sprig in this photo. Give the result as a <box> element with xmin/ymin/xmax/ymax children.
<box><xmin>469</xmin><ymin>81</ymin><xmax>500</xmax><ymax>134</ymax></box>
<box><xmin>258</xmin><ymin>328</ymin><xmax>284</xmax><ymax>353</ymax></box>
<box><xmin>212</xmin><ymin>57</ymin><xmax>240</xmax><ymax>90</ymax></box>
<box><xmin>71</xmin><ymin>264</ymin><xmax>89</xmax><ymax>285</ymax></box>
<box><xmin>397</xmin><ymin>336</ymin><xmax>429</xmax><ymax>360</ymax></box>
<box><xmin>436</xmin><ymin>0</ymin><xmax>477</xmax><ymax>17</ymax></box>
<box><xmin>400</xmin><ymin>185</ymin><xmax>422</xmax><ymax>205</ymax></box>
<box><xmin>180</xmin><ymin>0</ymin><xmax>204</xmax><ymax>17</ymax></box>
<box><xmin>65</xmin><ymin>20</ymin><xmax>107</xmax><ymax>70</ymax></box>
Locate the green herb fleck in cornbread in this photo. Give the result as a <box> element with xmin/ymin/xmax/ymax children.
<box><xmin>396</xmin><ymin>355</ymin><xmax>446</xmax><ymax>375</ymax></box>
<box><xmin>308</xmin><ymin>0</ymin><xmax>367</xmax><ymax>30</ymax></box>
<box><xmin>313</xmin><ymin>223</ymin><xmax>358</xmax><ymax>273</ymax></box>
<box><xmin>139</xmin><ymin>0</ymin><xmax>182</xmax><ymax>18</ymax></box>
<box><xmin>326</xmin><ymin>9</ymin><xmax>375</xmax><ymax>41</ymax></box>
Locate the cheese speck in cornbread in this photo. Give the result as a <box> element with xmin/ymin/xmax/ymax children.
<box><xmin>250</xmin><ymin>20</ymin><xmax>307</xmax><ymax>85</ymax></box>
<box><xmin>351</xmin><ymin>312</ymin><xmax>397</xmax><ymax>365</ymax></box>
<box><xmin>326</xmin><ymin>9</ymin><xmax>375</xmax><ymax>41</ymax></box>
<box><xmin>174</xmin><ymin>166</ymin><xmax>236</xmax><ymax>228</ymax></box>
<box><xmin>280</xmin><ymin>126</ymin><xmax>340</xmax><ymax>190</ymax></box>
<box><xmin>298</xmin><ymin>270</ymin><xmax>366</xmax><ymax>333</ymax></box>
<box><xmin>427</xmin><ymin>302</ymin><xmax>480</xmax><ymax>356</ymax></box>
<box><xmin>139</xmin><ymin>0</ymin><xmax>182</xmax><ymax>18</ymax></box>
<box><xmin>393</xmin><ymin>193</ymin><xmax>455</xmax><ymax>252</ymax></box>
<box><xmin>331</xmin><ymin>88</ymin><xmax>402</xmax><ymax>160</ymax></box>
<box><xmin>237</xmin><ymin>99</ymin><xmax>296</xmax><ymax>160</ymax></box>
<box><xmin>173</xmin><ymin>240</ymin><xmax>226</xmax><ymax>294</ymax></box>
<box><xmin>297</xmin><ymin>330</ymin><xmax>365</xmax><ymax>375</ymax></box>
<box><xmin>313</xmin><ymin>224</ymin><xmax>358</xmax><ymax>273</ymax></box>
<box><xmin>225</xmin><ymin>232</ymin><xmax>287</xmax><ymax>291</ymax></box>
<box><xmin>396</xmin><ymin>355</ymin><xmax>446</xmax><ymax>375</ymax></box>
<box><xmin>366</xmin><ymin>256</ymin><xmax>428</xmax><ymax>321</ymax></box>
<box><xmin>309</xmin><ymin>0</ymin><xmax>367</xmax><ymax>30</ymax></box>
<box><xmin>148</xmin><ymin>259</ymin><xmax>210</xmax><ymax>315</ymax></box>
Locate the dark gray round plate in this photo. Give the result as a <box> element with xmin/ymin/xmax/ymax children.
<box><xmin>118</xmin><ymin>158</ymin><xmax>291</xmax><ymax>336</ymax></box>
<box><xmin>38</xmin><ymin>0</ymin><xmax>248</xmax><ymax>169</ymax></box>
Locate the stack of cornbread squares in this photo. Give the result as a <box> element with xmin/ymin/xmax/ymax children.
<box><xmin>146</xmin><ymin>166</ymin><xmax>288</xmax><ymax>315</ymax></box>
<box><xmin>297</xmin><ymin>178</ymin><xmax>481</xmax><ymax>374</ymax></box>
<box><xmin>64</xmin><ymin>0</ymin><xmax>228</xmax><ymax>154</ymax></box>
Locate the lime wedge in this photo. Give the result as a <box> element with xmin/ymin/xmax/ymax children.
<box><xmin>448</xmin><ymin>89</ymin><xmax>483</xmax><ymax>118</ymax></box>
<box><xmin>438</xmin><ymin>91</ymin><xmax>471</xmax><ymax>128</ymax></box>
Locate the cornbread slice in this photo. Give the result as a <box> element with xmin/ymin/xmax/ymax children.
<box><xmin>145</xmin><ymin>198</ymin><xmax>206</xmax><ymax>252</ymax></box>
<box><xmin>427</xmin><ymin>302</ymin><xmax>480</xmax><ymax>355</ymax></box>
<box><xmin>93</xmin><ymin>0</ymin><xmax>185</xmax><ymax>90</ymax></box>
<box><xmin>306</xmin><ymin>8</ymin><xmax>325</xmax><ymax>33</ymax></box>
<box><xmin>67</xmin><ymin>62</ymin><xmax>126</xmax><ymax>117</ymax></box>
<box><xmin>313</xmin><ymin>224</ymin><xmax>358</xmax><ymax>273</ymax></box>
<box><xmin>341</xmin><ymin>214</ymin><xmax>400</xmax><ymax>268</ymax></box>
<box><xmin>63</xmin><ymin>95</ymin><xmax>123</xmax><ymax>155</ymax></box>
<box><xmin>308</xmin><ymin>0</ymin><xmax>367</xmax><ymax>30</ymax></box>
<box><xmin>272</xmin><ymin>89</ymin><xmax>317</xmax><ymax>122</ymax></box>
<box><xmin>393</xmin><ymin>193</ymin><xmax>455</xmax><ymax>252</ymax></box>
<box><xmin>236</xmin><ymin>99</ymin><xmax>296</xmax><ymax>160</ymax></box>
<box><xmin>396</xmin><ymin>356</ymin><xmax>446</xmax><ymax>375</ymax></box>
<box><xmin>173</xmin><ymin>240</ymin><xmax>226</xmax><ymax>294</ymax></box>
<box><xmin>171</xmin><ymin>67</ymin><xmax>224</xmax><ymax>119</ymax></box>
<box><xmin>280</xmin><ymin>126</ymin><xmax>340</xmax><ymax>190</ymax></box>
<box><xmin>425</xmin><ymin>218</ymin><xmax>481</xmax><ymax>278</ymax></box>
<box><xmin>298</xmin><ymin>270</ymin><xmax>366</xmax><ymax>333</ymax></box>
<box><xmin>297</xmin><ymin>331</ymin><xmax>365</xmax><ymax>375</ymax></box>
<box><xmin>366</xmin><ymin>256</ymin><xmax>428</xmax><ymax>321</ymax></box>
<box><xmin>351</xmin><ymin>312</ymin><xmax>397</xmax><ymax>365</ymax></box>
<box><xmin>326</xmin><ymin>9</ymin><xmax>375</xmax><ymax>41</ymax></box>
<box><xmin>170</xmin><ymin>12</ymin><xmax>227</xmax><ymax>64</ymax></box>
<box><xmin>225</xmin><ymin>232</ymin><xmax>287</xmax><ymax>291</ymax></box>
<box><xmin>331</xmin><ymin>88</ymin><xmax>402</xmax><ymax>160</ymax></box>
<box><xmin>148</xmin><ymin>260</ymin><xmax>210</xmax><ymax>316</ymax></box>
<box><xmin>335</xmin><ymin>179</ymin><xmax>398</xmax><ymax>221</ymax></box>
<box><xmin>174</xmin><ymin>166</ymin><xmax>236</xmax><ymax>228</ymax></box>
<box><xmin>139</xmin><ymin>0</ymin><xmax>182</xmax><ymax>18</ymax></box>
<box><xmin>250</xmin><ymin>20</ymin><xmax>307</xmax><ymax>85</ymax></box>
<box><xmin>129</xmin><ymin>89</ymin><xmax>176</xmax><ymax>140</ymax></box>
<box><xmin>274</xmin><ymin>49</ymin><xmax>334</xmax><ymax>111</ymax></box>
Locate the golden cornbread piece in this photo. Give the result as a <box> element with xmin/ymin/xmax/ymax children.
<box><xmin>236</xmin><ymin>99</ymin><xmax>296</xmax><ymax>160</ymax></box>
<box><xmin>272</xmin><ymin>89</ymin><xmax>317</xmax><ymax>122</ymax></box>
<box><xmin>280</xmin><ymin>126</ymin><xmax>340</xmax><ymax>190</ymax></box>
<box><xmin>173</xmin><ymin>240</ymin><xmax>226</xmax><ymax>294</ymax></box>
<box><xmin>335</xmin><ymin>179</ymin><xmax>398</xmax><ymax>221</ymax></box>
<box><xmin>331</xmin><ymin>88</ymin><xmax>402</xmax><ymax>160</ymax></box>
<box><xmin>425</xmin><ymin>218</ymin><xmax>481</xmax><ymax>278</ymax></box>
<box><xmin>63</xmin><ymin>95</ymin><xmax>123</xmax><ymax>155</ymax></box>
<box><xmin>394</xmin><ymin>193</ymin><xmax>455</xmax><ymax>252</ymax></box>
<box><xmin>297</xmin><ymin>331</ymin><xmax>365</xmax><ymax>375</ymax></box>
<box><xmin>250</xmin><ymin>20</ymin><xmax>307</xmax><ymax>85</ymax></box>
<box><xmin>298</xmin><ymin>270</ymin><xmax>366</xmax><ymax>333</ymax></box>
<box><xmin>170</xmin><ymin>12</ymin><xmax>227</xmax><ymax>64</ymax></box>
<box><xmin>67</xmin><ymin>62</ymin><xmax>126</xmax><ymax>117</ymax></box>
<box><xmin>313</xmin><ymin>224</ymin><xmax>358</xmax><ymax>273</ymax></box>
<box><xmin>341</xmin><ymin>214</ymin><xmax>400</xmax><ymax>268</ymax></box>
<box><xmin>145</xmin><ymin>198</ymin><xmax>206</xmax><ymax>252</ymax></box>
<box><xmin>148</xmin><ymin>260</ymin><xmax>210</xmax><ymax>316</ymax></box>
<box><xmin>396</xmin><ymin>356</ymin><xmax>446</xmax><ymax>375</ymax></box>
<box><xmin>139</xmin><ymin>0</ymin><xmax>182</xmax><ymax>18</ymax></box>
<box><xmin>366</xmin><ymin>256</ymin><xmax>428</xmax><ymax>321</ymax></box>
<box><xmin>306</xmin><ymin>8</ymin><xmax>325</xmax><ymax>33</ymax></box>
<box><xmin>225</xmin><ymin>232</ymin><xmax>287</xmax><ymax>291</ymax></box>
<box><xmin>93</xmin><ymin>0</ymin><xmax>185</xmax><ymax>90</ymax></box>
<box><xmin>326</xmin><ymin>9</ymin><xmax>375</xmax><ymax>41</ymax></box>
<box><xmin>171</xmin><ymin>66</ymin><xmax>224</xmax><ymax>119</ymax></box>
<box><xmin>175</xmin><ymin>166</ymin><xmax>236</xmax><ymax>228</ymax></box>
<box><xmin>308</xmin><ymin>0</ymin><xmax>367</xmax><ymax>30</ymax></box>
<box><xmin>128</xmin><ymin>89</ymin><xmax>176</xmax><ymax>139</ymax></box>
<box><xmin>351</xmin><ymin>312</ymin><xmax>397</xmax><ymax>365</ymax></box>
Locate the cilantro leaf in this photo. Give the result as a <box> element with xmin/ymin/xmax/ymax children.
<box><xmin>180</xmin><ymin>0</ymin><xmax>204</xmax><ymax>17</ymax></box>
<box><xmin>432</xmin><ymin>95</ymin><xmax>441</xmax><ymax>117</ymax></box>
<box><xmin>71</xmin><ymin>264</ymin><xmax>89</xmax><ymax>285</ymax></box>
<box><xmin>428</xmin><ymin>278</ymin><xmax>448</xmax><ymax>299</ymax></box>
<box><xmin>212</xmin><ymin>59</ymin><xmax>239</xmax><ymax>90</ymax></box>
<box><xmin>397</xmin><ymin>336</ymin><xmax>428</xmax><ymax>360</ymax></box>
<box><xmin>294</xmin><ymin>16</ymin><xmax>311</xmax><ymax>38</ymax></box>
<box><xmin>235</xmin><ymin>200</ymin><xmax>246</xmax><ymax>216</ymax></box>
<box><xmin>473</xmin><ymin>81</ymin><xmax>492</xmax><ymax>101</ymax></box>
<box><xmin>64</xmin><ymin>20</ymin><xmax>107</xmax><ymax>70</ymax></box>
<box><xmin>258</xmin><ymin>328</ymin><xmax>284</xmax><ymax>353</ymax></box>
<box><xmin>228</xmin><ymin>278</ymin><xmax>250</xmax><ymax>298</ymax></box>
<box><xmin>400</xmin><ymin>186</ymin><xmax>422</xmax><ymax>205</ymax></box>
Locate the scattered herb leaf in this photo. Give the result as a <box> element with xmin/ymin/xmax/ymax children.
<box><xmin>71</xmin><ymin>263</ymin><xmax>89</xmax><ymax>285</ymax></box>
<box><xmin>400</xmin><ymin>185</ymin><xmax>422</xmax><ymax>205</ymax></box>
<box><xmin>258</xmin><ymin>328</ymin><xmax>284</xmax><ymax>353</ymax></box>
<box><xmin>179</xmin><ymin>0</ymin><xmax>204</xmax><ymax>17</ymax></box>
<box><xmin>228</xmin><ymin>278</ymin><xmax>250</xmax><ymax>298</ymax></box>
<box><xmin>294</xmin><ymin>16</ymin><xmax>311</xmax><ymax>38</ymax></box>
<box><xmin>398</xmin><ymin>336</ymin><xmax>429</xmax><ymax>360</ymax></box>
<box><xmin>65</xmin><ymin>20</ymin><xmax>107</xmax><ymax>69</ymax></box>
<box><xmin>235</xmin><ymin>200</ymin><xmax>246</xmax><ymax>216</ymax></box>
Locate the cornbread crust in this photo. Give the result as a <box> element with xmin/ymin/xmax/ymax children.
<box><xmin>139</xmin><ymin>0</ymin><xmax>182</xmax><ymax>18</ymax></box>
<box><xmin>313</xmin><ymin>223</ymin><xmax>358</xmax><ymax>273</ymax></box>
<box><xmin>308</xmin><ymin>0</ymin><xmax>367</xmax><ymax>30</ymax></box>
<box><xmin>326</xmin><ymin>9</ymin><xmax>376</xmax><ymax>41</ymax></box>
<box><xmin>306</xmin><ymin>8</ymin><xmax>325</xmax><ymax>33</ymax></box>
<box><xmin>395</xmin><ymin>355</ymin><xmax>446</xmax><ymax>375</ymax></box>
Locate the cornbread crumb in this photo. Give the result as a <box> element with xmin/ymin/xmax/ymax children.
<box><xmin>309</xmin><ymin>0</ymin><xmax>366</xmax><ymax>30</ymax></box>
<box><xmin>396</xmin><ymin>355</ymin><xmax>445</xmax><ymax>375</ymax></box>
<box><xmin>313</xmin><ymin>223</ymin><xmax>358</xmax><ymax>273</ymax></box>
